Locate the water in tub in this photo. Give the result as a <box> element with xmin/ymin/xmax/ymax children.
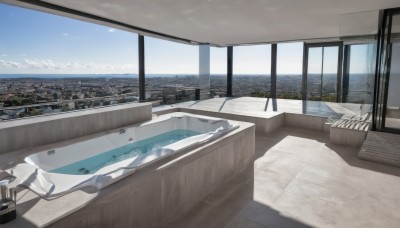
<box><xmin>51</xmin><ymin>129</ymin><xmax>201</xmax><ymax>175</ymax></box>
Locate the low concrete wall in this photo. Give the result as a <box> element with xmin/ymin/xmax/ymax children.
<box><xmin>0</xmin><ymin>103</ymin><xmax>152</xmax><ymax>154</ymax></box>
<box><xmin>154</xmin><ymin>107</ymin><xmax>333</xmax><ymax>135</ymax></box>
<box><xmin>155</xmin><ymin>107</ymin><xmax>284</xmax><ymax>135</ymax></box>
<box><xmin>50</xmin><ymin>121</ymin><xmax>255</xmax><ymax>228</ymax></box>
<box><xmin>330</xmin><ymin>127</ymin><xmax>368</xmax><ymax>147</ymax></box>
<box><xmin>284</xmin><ymin>113</ymin><xmax>328</xmax><ymax>131</ymax></box>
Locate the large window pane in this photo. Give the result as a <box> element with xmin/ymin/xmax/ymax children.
<box><xmin>277</xmin><ymin>42</ymin><xmax>303</xmax><ymax>99</ymax></box>
<box><xmin>145</xmin><ymin>37</ymin><xmax>198</xmax><ymax>105</ymax></box>
<box><xmin>210</xmin><ymin>47</ymin><xmax>227</xmax><ymax>97</ymax></box>
<box><xmin>322</xmin><ymin>46</ymin><xmax>339</xmax><ymax>102</ymax></box>
<box><xmin>307</xmin><ymin>47</ymin><xmax>323</xmax><ymax>100</ymax></box>
<box><xmin>233</xmin><ymin>45</ymin><xmax>271</xmax><ymax>97</ymax></box>
<box><xmin>385</xmin><ymin>13</ymin><xmax>400</xmax><ymax>129</ymax></box>
<box><xmin>0</xmin><ymin>3</ymin><xmax>138</xmax><ymax>120</ymax></box>
<box><xmin>347</xmin><ymin>44</ymin><xmax>376</xmax><ymax>104</ymax></box>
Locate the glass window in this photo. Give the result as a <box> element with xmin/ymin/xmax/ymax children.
<box><xmin>0</xmin><ymin>3</ymin><xmax>138</xmax><ymax>120</ymax></box>
<box><xmin>277</xmin><ymin>42</ymin><xmax>303</xmax><ymax>99</ymax></box>
<box><xmin>210</xmin><ymin>47</ymin><xmax>227</xmax><ymax>97</ymax></box>
<box><xmin>145</xmin><ymin>37</ymin><xmax>198</xmax><ymax>105</ymax></box>
<box><xmin>346</xmin><ymin>44</ymin><xmax>376</xmax><ymax>104</ymax></box>
<box><xmin>385</xmin><ymin>14</ymin><xmax>400</xmax><ymax>129</ymax></box>
<box><xmin>233</xmin><ymin>45</ymin><xmax>271</xmax><ymax>97</ymax></box>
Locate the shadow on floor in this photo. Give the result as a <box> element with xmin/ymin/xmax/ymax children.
<box><xmin>325</xmin><ymin>142</ymin><xmax>400</xmax><ymax>178</ymax></box>
<box><xmin>225</xmin><ymin>201</ymin><xmax>312</xmax><ymax>228</ymax></box>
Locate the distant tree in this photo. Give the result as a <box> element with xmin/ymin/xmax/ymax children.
<box><xmin>52</xmin><ymin>92</ymin><xmax>59</xmax><ymax>100</ymax></box>
<box><xmin>28</xmin><ymin>109</ymin><xmax>42</xmax><ymax>116</ymax></box>
<box><xmin>21</xmin><ymin>98</ymin><xmax>34</xmax><ymax>105</ymax></box>
<box><xmin>250</xmin><ymin>91</ymin><xmax>268</xmax><ymax>98</ymax></box>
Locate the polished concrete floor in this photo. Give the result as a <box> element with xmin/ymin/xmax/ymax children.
<box><xmin>166</xmin><ymin>127</ymin><xmax>400</xmax><ymax>228</ymax></box>
<box><xmin>155</xmin><ymin>97</ymin><xmax>372</xmax><ymax>117</ymax></box>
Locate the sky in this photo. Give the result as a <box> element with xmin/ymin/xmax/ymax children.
<box><xmin>0</xmin><ymin>3</ymin><xmax>373</xmax><ymax>75</ymax></box>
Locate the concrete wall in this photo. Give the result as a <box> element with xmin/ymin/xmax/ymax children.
<box><xmin>330</xmin><ymin>127</ymin><xmax>367</xmax><ymax>147</ymax></box>
<box><xmin>162</xmin><ymin>107</ymin><xmax>284</xmax><ymax>135</ymax></box>
<box><xmin>50</xmin><ymin>122</ymin><xmax>255</xmax><ymax>228</ymax></box>
<box><xmin>154</xmin><ymin>107</ymin><xmax>333</xmax><ymax>135</ymax></box>
<box><xmin>284</xmin><ymin>113</ymin><xmax>328</xmax><ymax>131</ymax></box>
<box><xmin>0</xmin><ymin>103</ymin><xmax>152</xmax><ymax>154</ymax></box>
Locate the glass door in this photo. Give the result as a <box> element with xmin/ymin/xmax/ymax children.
<box><xmin>384</xmin><ymin>13</ymin><xmax>400</xmax><ymax>131</ymax></box>
<box><xmin>374</xmin><ymin>8</ymin><xmax>400</xmax><ymax>133</ymax></box>
<box><xmin>304</xmin><ymin>43</ymin><xmax>342</xmax><ymax>102</ymax></box>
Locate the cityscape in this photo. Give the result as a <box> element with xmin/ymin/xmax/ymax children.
<box><xmin>0</xmin><ymin>74</ymin><xmax>372</xmax><ymax>120</ymax></box>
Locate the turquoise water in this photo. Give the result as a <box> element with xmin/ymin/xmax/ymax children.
<box><xmin>51</xmin><ymin>129</ymin><xmax>201</xmax><ymax>175</ymax></box>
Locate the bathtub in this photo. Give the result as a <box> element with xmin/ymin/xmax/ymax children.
<box><xmin>7</xmin><ymin>113</ymin><xmax>239</xmax><ymax>199</ymax></box>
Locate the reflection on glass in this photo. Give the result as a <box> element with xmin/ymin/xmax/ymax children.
<box><xmin>233</xmin><ymin>45</ymin><xmax>271</xmax><ymax>97</ymax></box>
<box><xmin>322</xmin><ymin>46</ymin><xmax>338</xmax><ymax>102</ymax></box>
<box><xmin>307</xmin><ymin>47</ymin><xmax>322</xmax><ymax>100</ymax></box>
<box><xmin>0</xmin><ymin>3</ymin><xmax>138</xmax><ymax>120</ymax></box>
<box><xmin>210</xmin><ymin>47</ymin><xmax>227</xmax><ymax>97</ymax></box>
<box><xmin>385</xmin><ymin>42</ymin><xmax>400</xmax><ymax>129</ymax></box>
<box><xmin>347</xmin><ymin>44</ymin><xmax>376</xmax><ymax>104</ymax></box>
<box><xmin>277</xmin><ymin>42</ymin><xmax>303</xmax><ymax>99</ymax></box>
<box><xmin>145</xmin><ymin>37</ymin><xmax>198</xmax><ymax>105</ymax></box>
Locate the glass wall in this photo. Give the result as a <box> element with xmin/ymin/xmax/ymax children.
<box><xmin>346</xmin><ymin>44</ymin><xmax>376</xmax><ymax>104</ymax></box>
<box><xmin>233</xmin><ymin>45</ymin><xmax>271</xmax><ymax>97</ymax></box>
<box><xmin>210</xmin><ymin>47</ymin><xmax>227</xmax><ymax>97</ymax></box>
<box><xmin>306</xmin><ymin>45</ymin><xmax>339</xmax><ymax>102</ymax></box>
<box><xmin>145</xmin><ymin>37</ymin><xmax>198</xmax><ymax>105</ymax></box>
<box><xmin>385</xmin><ymin>13</ymin><xmax>400</xmax><ymax>130</ymax></box>
<box><xmin>276</xmin><ymin>42</ymin><xmax>303</xmax><ymax>99</ymax></box>
<box><xmin>0</xmin><ymin>3</ymin><xmax>138</xmax><ymax>120</ymax></box>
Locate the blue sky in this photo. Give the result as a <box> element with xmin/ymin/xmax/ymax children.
<box><xmin>0</xmin><ymin>3</ymin><xmax>372</xmax><ymax>75</ymax></box>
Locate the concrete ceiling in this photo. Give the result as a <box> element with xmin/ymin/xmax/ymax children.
<box><xmin>21</xmin><ymin>0</ymin><xmax>400</xmax><ymax>45</ymax></box>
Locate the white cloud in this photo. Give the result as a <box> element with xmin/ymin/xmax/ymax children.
<box><xmin>108</xmin><ymin>28</ymin><xmax>116</xmax><ymax>33</ymax></box>
<box><xmin>1</xmin><ymin>54</ymin><xmax>8</xmax><ymax>57</ymax></box>
<box><xmin>0</xmin><ymin>58</ymin><xmax>137</xmax><ymax>74</ymax></box>
<box><xmin>62</xmin><ymin>33</ymin><xmax>69</xmax><ymax>36</ymax></box>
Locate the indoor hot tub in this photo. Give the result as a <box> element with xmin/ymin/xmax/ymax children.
<box><xmin>6</xmin><ymin>113</ymin><xmax>239</xmax><ymax>199</ymax></box>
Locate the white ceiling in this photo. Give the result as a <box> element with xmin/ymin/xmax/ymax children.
<box><xmin>27</xmin><ymin>0</ymin><xmax>400</xmax><ymax>45</ymax></box>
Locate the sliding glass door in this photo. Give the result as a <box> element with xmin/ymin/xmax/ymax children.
<box><xmin>303</xmin><ymin>42</ymin><xmax>342</xmax><ymax>102</ymax></box>
<box><xmin>374</xmin><ymin>8</ymin><xmax>400</xmax><ymax>133</ymax></box>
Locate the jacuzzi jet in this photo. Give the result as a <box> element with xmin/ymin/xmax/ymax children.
<box><xmin>78</xmin><ymin>168</ymin><xmax>85</xmax><ymax>172</ymax></box>
<box><xmin>83</xmin><ymin>170</ymin><xmax>89</xmax><ymax>174</ymax></box>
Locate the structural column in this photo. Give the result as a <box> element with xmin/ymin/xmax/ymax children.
<box><xmin>227</xmin><ymin>46</ymin><xmax>233</xmax><ymax>97</ymax></box>
<box><xmin>271</xmin><ymin>44</ymin><xmax>277</xmax><ymax>98</ymax></box>
<box><xmin>138</xmin><ymin>35</ymin><xmax>145</xmax><ymax>102</ymax></box>
<box><xmin>199</xmin><ymin>45</ymin><xmax>211</xmax><ymax>99</ymax></box>
<box><xmin>341</xmin><ymin>46</ymin><xmax>350</xmax><ymax>103</ymax></box>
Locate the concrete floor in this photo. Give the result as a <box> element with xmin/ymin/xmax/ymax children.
<box><xmin>166</xmin><ymin>127</ymin><xmax>400</xmax><ymax>228</ymax></box>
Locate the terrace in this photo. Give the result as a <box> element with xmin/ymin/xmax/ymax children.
<box><xmin>1</xmin><ymin>0</ymin><xmax>400</xmax><ymax>228</ymax></box>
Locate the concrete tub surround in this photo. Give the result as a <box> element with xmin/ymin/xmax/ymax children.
<box><xmin>0</xmin><ymin>103</ymin><xmax>152</xmax><ymax>154</ymax></box>
<box><xmin>1</xmin><ymin>113</ymin><xmax>254</xmax><ymax>227</ymax></box>
<box><xmin>51</xmin><ymin>121</ymin><xmax>254</xmax><ymax>228</ymax></box>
